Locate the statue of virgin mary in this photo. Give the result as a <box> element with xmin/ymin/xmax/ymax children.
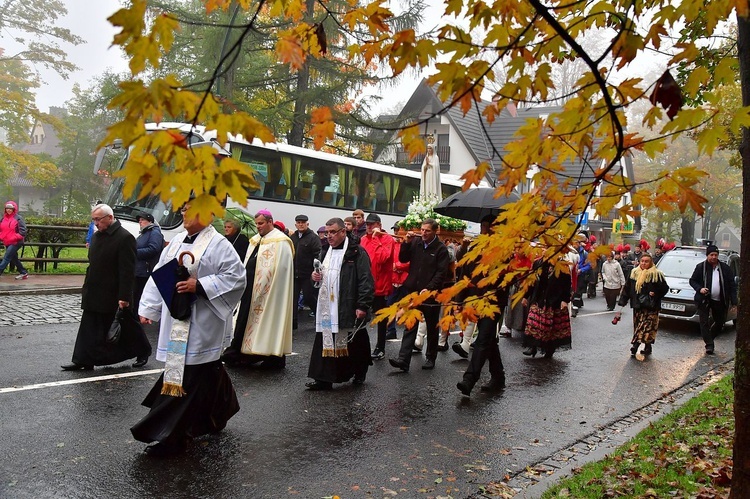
<box><xmin>419</xmin><ymin>144</ymin><xmax>442</xmax><ymax>201</ymax></box>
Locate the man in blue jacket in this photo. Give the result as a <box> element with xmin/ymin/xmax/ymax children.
<box><xmin>571</xmin><ymin>237</ymin><xmax>591</xmax><ymax>317</ymax></box>
<box><xmin>133</xmin><ymin>212</ymin><xmax>164</xmax><ymax>330</ymax></box>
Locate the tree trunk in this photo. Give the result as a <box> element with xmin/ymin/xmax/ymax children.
<box><xmin>731</xmin><ymin>14</ymin><xmax>750</xmax><ymax>499</ymax></box>
<box><xmin>286</xmin><ymin>0</ymin><xmax>316</xmax><ymax>147</ymax></box>
<box><xmin>680</xmin><ymin>212</ymin><xmax>695</xmax><ymax>245</ymax></box>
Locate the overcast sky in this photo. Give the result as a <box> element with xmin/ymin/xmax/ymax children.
<box><xmin>3</xmin><ymin>0</ymin><xmax>433</xmax><ymax>114</ymax></box>
<box><xmin>3</xmin><ymin>1</ymin><xmax>130</xmax><ymax>113</ymax></box>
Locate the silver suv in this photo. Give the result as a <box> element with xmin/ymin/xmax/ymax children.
<box><xmin>656</xmin><ymin>246</ymin><xmax>740</xmax><ymax>329</ymax></box>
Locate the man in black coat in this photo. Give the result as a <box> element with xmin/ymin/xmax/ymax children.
<box><xmin>62</xmin><ymin>204</ymin><xmax>151</xmax><ymax>370</ymax></box>
<box><xmin>689</xmin><ymin>244</ymin><xmax>738</xmax><ymax>354</ymax></box>
<box><xmin>291</xmin><ymin>214</ymin><xmax>322</xmax><ymax>329</ymax></box>
<box><xmin>389</xmin><ymin>218</ymin><xmax>450</xmax><ymax>372</ymax></box>
<box><xmin>306</xmin><ymin>217</ymin><xmax>374</xmax><ymax>390</ymax></box>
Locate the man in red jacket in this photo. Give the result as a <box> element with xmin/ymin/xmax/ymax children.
<box><xmin>360</xmin><ymin>213</ymin><xmax>394</xmax><ymax>360</ymax></box>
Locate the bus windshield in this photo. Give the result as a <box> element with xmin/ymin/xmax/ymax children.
<box><xmin>103</xmin><ymin>154</ymin><xmax>183</xmax><ymax>230</ymax></box>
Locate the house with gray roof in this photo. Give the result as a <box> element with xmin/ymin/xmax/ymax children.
<box><xmin>372</xmin><ymin>79</ymin><xmax>639</xmax><ymax>244</ymax></box>
<box><xmin>9</xmin><ymin>107</ymin><xmax>65</xmax><ymax>215</ymax></box>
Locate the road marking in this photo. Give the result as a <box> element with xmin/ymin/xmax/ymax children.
<box><xmin>575</xmin><ymin>310</ymin><xmax>616</xmax><ymax>317</ymax></box>
<box><xmin>0</xmin><ymin>369</ymin><xmax>164</xmax><ymax>394</ymax></box>
<box><xmin>0</xmin><ymin>353</ymin><xmax>303</xmax><ymax>394</ymax></box>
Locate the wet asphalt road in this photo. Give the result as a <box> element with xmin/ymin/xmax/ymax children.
<box><xmin>0</xmin><ymin>294</ymin><xmax>735</xmax><ymax>498</ymax></box>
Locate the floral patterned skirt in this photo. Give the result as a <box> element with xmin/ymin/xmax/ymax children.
<box><xmin>523</xmin><ymin>303</ymin><xmax>572</xmax><ymax>351</ymax></box>
<box><xmin>631</xmin><ymin>308</ymin><xmax>659</xmax><ymax>344</ymax></box>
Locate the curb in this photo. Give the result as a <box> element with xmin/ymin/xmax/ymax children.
<box><xmin>0</xmin><ymin>287</ymin><xmax>82</xmax><ymax>297</ymax></box>
<box><xmin>469</xmin><ymin>358</ymin><xmax>735</xmax><ymax>498</ymax></box>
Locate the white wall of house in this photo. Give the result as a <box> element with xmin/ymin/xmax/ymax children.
<box><xmin>16</xmin><ymin>186</ymin><xmax>50</xmax><ymax>214</ymax></box>
<box><xmin>443</xmin><ymin>122</ymin><xmax>476</xmax><ymax>176</ymax></box>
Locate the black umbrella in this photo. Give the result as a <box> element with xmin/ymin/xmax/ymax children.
<box><xmin>434</xmin><ymin>188</ymin><xmax>520</xmax><ymax>222</ymax></box>
<box><xmin>171</xmin><ymin>251</ymin><xmax>195</xmax><ymax>320</ymax></box>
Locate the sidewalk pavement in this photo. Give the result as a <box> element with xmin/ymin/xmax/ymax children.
<box><xmin>0</xmin><ymin>273</ymin><xmax>84</xmax><ymax>296</ymax></box>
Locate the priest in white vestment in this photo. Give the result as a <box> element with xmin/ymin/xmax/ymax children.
<box><xmin>223</xmin><ymin>210</ymin><xmax>294</xmax><ymax>369</ymax></box>
<box><xmin>131</xmin><ymin>201</ymin><xmax>246</xmax><ymax>457</ymax></box>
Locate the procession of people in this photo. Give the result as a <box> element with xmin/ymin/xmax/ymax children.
<box><xmin>18</xmin><ymin>190</ymin><xmax>730</xmax><ymax>458</ymax></box>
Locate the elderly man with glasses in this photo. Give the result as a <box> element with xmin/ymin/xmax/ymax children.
<box><xmin>306</xmin><ymin>217</ymin><xmax>374</xmax><ymax>390</ymax></box>
<box><xmin>62</xmin><ymin>203</ymin><xmax>152</xmax><ymax>371</ymax></box>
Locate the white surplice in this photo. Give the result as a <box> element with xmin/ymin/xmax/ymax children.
<box><xmin>139</xmin><ymin>226</ymin><xmax>247</xmax><ymax>365</ymax></box>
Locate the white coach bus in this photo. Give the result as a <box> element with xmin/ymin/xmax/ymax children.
<box><xmin>96</xmin><ymin>122</ymin><xmax>464</xmax><ymax>241</ymax></box>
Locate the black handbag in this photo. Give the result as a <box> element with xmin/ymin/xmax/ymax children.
<box><xmin>637</xmin><ymin>293</ymin><xmax>656</xmax><ymax>309</ymax></box>
<box><xmin>170</xmin><ymin>251</ymin><xmax>195</xmax><ymax>320</ymax></box>
<box><xmin>106</xmin><ymin>309</ymin><xmax>124</xmax><ymax>343</ymax></box>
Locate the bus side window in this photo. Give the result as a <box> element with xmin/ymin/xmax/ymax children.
<box><xmin>263</xmin><ymin>157</ymin><xmax>288</xmax><ymax>200</ymax></box>
<box><xmin>393</xmin><ymin>177</ymin><xmax>419</xmax><ymax>214</ymax></box>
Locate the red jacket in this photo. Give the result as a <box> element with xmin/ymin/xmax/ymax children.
<box><xmin>0</xmin><ymin>201</ymin><xmax>26</xmax><ymax>246</ymax></box>
<box><xmin>391</xmin><ymin>240</ymin><xmax>410</xmax><ymax>288</ymax></box>
<box><xmin>360</xmin><ymin>230</ymin><xmax>394</xmax><ymax>296</ymax></box>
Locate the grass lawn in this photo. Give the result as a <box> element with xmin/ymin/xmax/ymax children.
<box><xmin>17</xmin><ymin>246</ymin><xmax>88</xmax><ymax>274</ymax></box>
<box><xmin>542</xmin><ymin>374</ymin><xmax>733</xmax><ymax>498</ymax></box>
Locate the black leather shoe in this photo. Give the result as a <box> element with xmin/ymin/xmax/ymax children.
<box><xmin>522</xmin><ymin>347</ymin><xmax>537</xmax><ymax>357</ymax></box>
<box><xmin>352</xmin><ymin>375</ymin><xmax>365</xmax><ymax>385</ymax></box>
<box><xmin>643</xmin><ymin>344</ymin><xmax>652</xmax><ymax>356</ymax></box>
<box><xmin>305</xmin><ymin>380</ymin><xmax>332</xmax><ymax>391</ymax></box>
<box><xmin>260</xmin><ymin>356</ymin><xmax>286</xmax><ymax>370</ymax></box>
<box><xmin>456</xmin><ymin>380</ymin><xmax>473</xmax><ymax>396</ymax></box>
<box><xmin>385</xmin><ymin>332</ymin><xmax>397</xmax><ymax>340</ymax></box>
<box><xmin>61</xmin><ymin>363</ymin><xmax>93</xmax><ymax>371</ymax></box>
<box><xmin>132</xmin><ymin>357</ymin><xmax>148</xmax><ymax>368</ymax></box>
<box><xmin>422</xmin><ymin>359</ymin><xmax>435</xmax><ymax>370</ymax></box>
<box><xmin>220</xmin><ymin>348</ymin><xmax>241</xmax><ymax>364</ymax></box>
<box><xmin>389</xmin><ymin>358</ymin><xmax>409</xmax><ymax>372</ymax></box>
<box><xmin>705</xmin><ymin>348</ymin><xmax>715</xmax><ymax>355</ymax></box>
<box><xmin>371</xmin><ymin>349</ymin><xmax>385</xmax><ymax>360</ymax></box>
<box><xmin>411</xmin><ymin>345</ymin><xmax>422</xmax><ymax>353</ymax></box>
<box><xmin>437</xmin><ymin>343</ymin><xmax>449</xmax><ymax>352</ymax></box>
<box><xmin>480</xmin><ymin>377</ymin><xmax>506</xmax><ymax>392</ymax></box>
<box><xmin>452</xmin><ymin>342</ymin><xmax>469</xmax><ymax>359</ymax></box>
<box><xmin>144</xmin><ymin>440</ymin><xmax>187</xmax><ymax>458</ymax></box>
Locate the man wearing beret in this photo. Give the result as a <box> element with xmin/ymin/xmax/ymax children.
<box><xmin>689</xmin><ymin>244</ymin><xmax>737</xmax><ymax>355</ymax></box>
<box><xmin>291</xmin><ymin>214</ymin><xmax>322</xmax><ymax>329</ymax></box>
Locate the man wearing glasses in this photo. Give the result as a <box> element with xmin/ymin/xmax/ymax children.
<box><xmin>62</xmin><ymin>204</ymin><xmax>151</xmax><ymax>371</ymax></box>
<box><xmin>306</xmin><ymin>218</ymin><xmax>374</xmax><ymax>390</ymax></box>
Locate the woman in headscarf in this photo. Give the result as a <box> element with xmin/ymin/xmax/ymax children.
<box><xmin>614</xmin><ymin>253</ymin><xmax>670</xmax><ymax>357</ymax></box>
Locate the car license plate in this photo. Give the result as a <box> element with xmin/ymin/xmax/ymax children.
<box><xmin>661</xmin><ymin>302</ymin><xmax>685</xmax><ymax>312</ymax></box>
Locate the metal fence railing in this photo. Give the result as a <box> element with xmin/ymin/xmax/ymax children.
<box><xmin>4</xmin><ymin>225</ymin><xmax>89</xmax><ymax>272</ymax></box>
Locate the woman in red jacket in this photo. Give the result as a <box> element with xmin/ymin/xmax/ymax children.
<box><xmin>0</xmin><ymin>201</ymin><xmax>29</xmax><ymax>279</ymax></box>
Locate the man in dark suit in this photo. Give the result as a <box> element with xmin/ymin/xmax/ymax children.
<box><xmin>689</xmin><ymin>244</ymin><xmax>737</xmax><ymax>355</ymax></box>
<box><xmin>291</xmin><ymin>214</ymin><xmax>322</xmax><ymax>328</ymax></box>
<box><xmin>389</xmin><ymin>218</ymin><xmax>450</xmax><ymax>371</ymax></box>
<box><xmin>62</xmin><ymin>203</ymin><xmax>151</xmax><ymax>370</ymax></box>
